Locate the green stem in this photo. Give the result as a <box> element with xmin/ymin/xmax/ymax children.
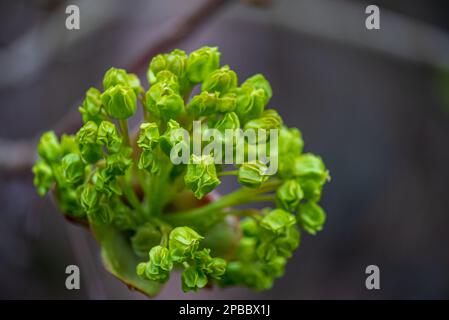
<box><xmin>122</xmin><ymin>182</ymin><xmax>143</xmax><ymax>214</ymax></box>
<box><xmin>163</xmin><ymin>179</ymin><xmax>282</xmax><ymax>226</ymax></box>
<box><xmin>119</xmin><ymin>119</ymin><xmax>131</xmax><ymax>147</ymax></box>
<box><xmin>253</xmin><ymin>194</ymin><xmax>276</xmax><ymax>202</ymax></box>
<box><xmin>218</xmin><ymin>170</ymin><xmax>238</xmax><ymax>177</ymax></box>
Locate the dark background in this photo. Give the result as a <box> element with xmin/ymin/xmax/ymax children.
<box><xmin>1</xmin><ymin>0</ymin><xmax>448</xmax><ymax>299</ymax></box>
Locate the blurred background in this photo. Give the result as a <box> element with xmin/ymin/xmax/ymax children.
<box><xmin>1</xmin><ymin>0</ymin><xmax>449</xmax><ymax>299</ymax></box>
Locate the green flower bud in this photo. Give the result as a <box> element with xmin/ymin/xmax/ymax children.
<box><xmin>223</xmin><ymin>261</ymin><xmax>273</xmax><ymax>291</ymax></box>
<box><xmin>78</xmin><ymin>87</ymin><xmax>103</xmax><ymax>124</ymax></box>
<box><xmin>147</xmin><ymin>49</ymin><xmax>187</xmax><ymax>84</ymax></box>
<box><xmin>275</xmin><ymin>225</ymin><xmax>300</xmax><ymax>258</ymax></box>
<box><xmin>60</xmin><ymin>134</ymin><xmax>79</xmax><ymax>155</ymax></box>
<box><xmin>103</xmin><ymin>67</ymin><xmax>128</xmax><ymax>90</ymax></box>
<box><xmin>32</xmin><ymin>160</ymin><xmax>54</xmax><ymax>196</ymax></box>
<box><xmin>276</xmin><ymin>180</ymin><xmax>303</xmax><ymax>212</ymax></box>
<box><xmin>216</xmin><ymin>93</ymin><xmax>237</xmax><ymax>113</ymax></box>
<box><xmin>144</xmin><ymin>262</ymin><xmax>168</xmax><ymax>282</ymax></box>
<box><xmin>138</xmin><ymin>149</ymin><xmax>160</xmax><ymax>175</ymax></box>
<box><xmin>185</xmin><ymin>268</ymin><xmax>209</xmax><ymax>291</ymax></box>
<box><xmin>103</xmin><ymin>148</ymin><xmax>132</xmax><ymax>177</ymax></box>
<box><xmin>96</xmin><ymin>121</ymin><xmax>122</xmax><ymax>154</ymax></box>
<box><xmin>76</xmin><ymin>121</ymin><xmax>102</xmax><ymax>163</ymax></box>
<box><xmin>193</xmin><ymin>248</ymin><xmax>226</xmax><ymax>279</ymax></box>
<box><xmin>234</xmin><ymin>85</ymin><xmax>266</xmax><ymax>124</ymax></box>
<box><xmin>242</xmin><ymin>74</ymin><xmax>272</xmax><ymax>103</ymax></box>
<box><xmin>103</xmin><ymin>67</ymin><xmax>142</xmax><ymax>95</ymax></box>
<box><xmin>256</xmin><ymin>242</ymin><xmax>278</xmax><ymax>261</ymax></box>
<box><xmin>186</xmin><ymin>46</ymin><xmax>220</xmax><ymax>83</ymax></box>
<box><xmin>93</xmin><ymin>170</ymin><xmax>122</xmax><ymax>196</ymax></box>
<box><xmin>154</xmin><ymin>70</ymin><xmax>180</xmax><ymax>91</ymax></box>
<box><xmin>238</xmin><ymin>161</ymin><xmax>269</xmax><ymax>188</ymax></box>
<box><xmin>76</xmin><ymin>121</ymin><xmax>97</xmax><ymax>144</ymax></box>
<box><xmin>181</xmin><ymin>266</ymin><xmax>208</xmax><ymax>292</ymax></box>
<box><xmin>279</xmin><ymin>126</ymin><xmax>304</xmax><ymax>157</ymax></box>
<box><xmin>149</xmin><ymin>245</ymin><xmax>173</xmax><ymax>271</ymax></box>
<box><xmin>131</xmin><ymin>225</ymin><xmax>162</xmax><ymax>257</ymax></box>
<box><xmin>201</xmin><ymin>65</ymin><xmax>238</xmax><ymax>95</ymax></box>
<box><xmin>240</xmin><ymin>218</ymin><xmax>259</xmax><ymax>237</ymax></box>
<box><xmin>184</xmin><ymin>154</ymin><xmax>221</xmax><ymax>199</ymax></box>
<box><xmin>80</xmin><ymin>184</ymin><xmax>98</xmax><ymax>213</ymax></box>
<box><xmin>37</xmin><ymin>131</ymin><xmax>61</xmax><ymax>163</ymax></box>
<box><xmin>80</xmin><ymin>144</ymin><xmax>102</xmax><ymax>164</ymax></box>
<box><xmin>137</xmin><ymin>122</ymin><xmax>160</xmax><ymax>151</ymax></box>
<box><xmin>159</xmin><ymin>119</ymin><xmax>183</xmax><ymax>156</ymax></box>
<box><xmin>244</xmin><ymin>109</ymin><xmax>283</xmax><ymax>132</ymax></box>
<box><xmin>136</xmin><ymin>262</ymin><xmax>147</xmax><ymax>278</ymax></box>
<box><xmin>55</xmin><ymin>187</ymin><xmax>84</xmax><ymax>217</ymax></box>
<box><xmin>292</xmin><ymin>154</ymin><xmax>327</xmax><ymax>179</ymax></box>
<box><xmin>214</xmin><ymin>112</ymin><xmax>240</xmax><ymax>132</ymax></box>
<box><xmin>281</xmin><ymin>153</ymin><xmax>329</xmax><ymax>201</ymax></box>
<box><xmin>297</xmin><ymin>202</ymin><xmax>326</xmax><ymax>235</ymax></box>
<box><xmin>126</xmin><ymin>73</ymin><xmax>144</xmax><ymax>95</ymax></box>
<box><xmin>61</xmin><ymin>153</ymin><xmax>85</xmax><ymax>185</ymax></box>
<box><xmin>145</xmin><ymin>82</ymin><xmax>184</xmax><ymax>121</ymax></box>
<box><xmin>101</xmin><ymin>85</ymin><xmax>137</xmax><ymax>120</ymax></box>
<box><xmin>147</xmin><ymin>54</ymin><xmax>166</xmax><ymax>84</ymax></box>
<box><xmin>263</xmin><ymin>256</ymin><xmax>287</xmax><ymax>278</ymax></box>
<box><xmin>205</xmin><ymin>257</ymin><xmax>226</xmax><ymax>279</ymax></box>
<box><xmin>187</xmin><ymin>91</ymin><xmax>219</xmax><ymax>117</ymax></box>
<box><xmin>168</xmin><ymin>226</ymin><xmax>203</xmax><ymax>262</ymax></box>
<box><xmin>236</xmin><ymin>237</ymin><xmax>257</xmax><ymax>261</ymax></box>
<box><xmin>260</xmin><ymin>208</ymin><xmax>296</xmax><ymax>236</ymax></box>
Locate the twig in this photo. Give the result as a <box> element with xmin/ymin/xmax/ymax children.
<box><xmin>0</xmin><ymin>0</ymin><xmax>231</xmax><ymax>175</ymax></box>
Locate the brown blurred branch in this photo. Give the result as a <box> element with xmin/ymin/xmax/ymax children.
<box><xmin>0</xmin><ymin>0</ymin><xmax>231</xmax><ymax>176</ymax></box>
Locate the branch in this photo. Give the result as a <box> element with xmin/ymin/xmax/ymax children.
<box><xmin>0</xmin><ymin>0</ymin><xmax>231</xmax><ymax>175</ymax></box>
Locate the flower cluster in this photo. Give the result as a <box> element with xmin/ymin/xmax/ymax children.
<box><xmin>137</xmin><ymin>227</ymin><xmax>226</xmax><ymax>292</ymax></box>
<box><xmin>32</xmin><ymin>46</ymin><xmax>329</xmax><ymax>296</ymax></box>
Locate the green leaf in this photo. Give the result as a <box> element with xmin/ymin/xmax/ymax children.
<box><xmin>131</xmin><ymin>224</ymin><xmax>163</xmax><ymax>257</ymax></box>
<box><xmin>91</xmin><ymin>223</ymin><xmax>163</xmax><ymax>297</ymax></box>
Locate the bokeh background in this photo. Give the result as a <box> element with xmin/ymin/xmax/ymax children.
<box><xmin>1</xmin><ymin>0</ymin><xmax>449</xmax><ymax>299</ymax></box>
